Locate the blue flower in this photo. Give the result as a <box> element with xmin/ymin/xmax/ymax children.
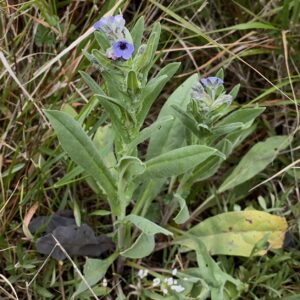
<box><xmin>112</xmin><ymin>39</ymin><xmax>134</xmax><ymax>60</ymax></box>
<box><xmin>93</xmin><ymin>15</ymin><xmax>125</xmax><ymax>31</ymax></box>
<box><xmin>93</xmin><ymin>16</ymin><xmax>115</xmax><ymax>30</ymax></box>
<box><xmin>200</xmin><ymin>77</ymin><xmax>223</xmax><ymax>88</ymax></box>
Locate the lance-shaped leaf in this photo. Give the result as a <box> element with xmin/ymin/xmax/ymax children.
<box><xmin>137</xmin><ymin>62</ymin><xmax>180</xmax><ymax>126</ymax></box>
<box><xmin>144</xmin><ymin>145</ymin><xmax>223</xmax><ymax>178</ymax></box>
<box><xmin>44</xmin><ymin>110</ymin><xmax>119</xmax><ymax>215</ymax></box>
<box><xmin>218</xmin><ymin>135</ymin><xmax>290</xmax><ymax>192</ymax></box>
<box><xmin>79</xmin><ymin>71</ymin><xmax>128</xmax><ymax>140</ymax></box>
<box><xmin>171</xmin><ymin>104</ymin><xmax>207</xmax><ymax>138</ymax></box>
<box><xmin>131</xmin><ymin>16</ymin><xmax>144</xmax><ymax>55</ymax></box>
<box><xmin>218</xmin><ymin>107</ymin><xmax>265</xmax><ymax>126</ymax></box>
<box><xmin>177</xmin><ymin>210</ymin><xmax>287</xmax><ymax>257</ymax></box>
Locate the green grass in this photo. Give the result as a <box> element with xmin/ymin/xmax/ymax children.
<box><xmin>1</xmin><ymin>0</ymin><xmax>300</xmax><ymax>299</ymax></box>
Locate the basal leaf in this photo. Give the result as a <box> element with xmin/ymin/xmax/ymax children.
<box><xmin>218</xmin><ymin>135</ymin><xmax>289</xmax><ymax>192</ymax></box>
<box><xmin>178</xmin><ymin>210</ymin><xmax>287</xmax><ymax>256</ymax></box>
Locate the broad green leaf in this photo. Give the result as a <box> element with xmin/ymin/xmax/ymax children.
<box><xmin>121</xmin><ymin>233</ymin><xmax>154</xmax><ymax>258</ymax></box>
<box><xmin>184</xmin><ymin>139</ymin><xmax>232</xmax><ymax>186</ymax></box>
<box><xmin>178</xmin><ymin>210</ymin><xmax>287</xmax><ymax>257</ymax></box>
<box><xmin>53</xmin><ymin>125</ymin><xmax>115</xmax><ymax>190</ymax></box>
<box><xmin>144</xmin><ymin>145</ymin><xmax>222</xmax><ymax>178</ymax></box>
<box><xmin>219</xmin><ymin>135</ymin><xmax>289</xmax><ymax>192</ymax></box>
<box><xmin>93</xmin><ymin>124</ymin><xmax>116</xmax><ymax>169</ymax></box>
<box><xmin>218</xmin><ymin>107</ymin><xmax>265</xmax><ymax>126</ymax></box>
<box><xmin>124</xmin><ymin>214</ymin><xmax>172</xmax><ymax>236</ymax></box>
<box><xmin>44</xmin><ymin>110</ymin><xmax>119</xmax><ymax>215</ymax></box>
<box><xmin>147</xmin><ymin>74</ymin><xmax>198</xmax><ymax>159</ymax></box>
<box><xmin>212</xmin><ymin>122</ymin><xmax>243</xmax><ymax>136</ymax></box>
<box><xmin>133</xmin><ymin>75</ymin><xmax>198</xmax><ymax>216</ymax></box>
<box><xmin>127</xmin><ymin>116</ymin><xmax>174</xmax><ymax>151</ymax></box>
<box><xmin>61</xmin><ymin>103</ymin><xmax>77</xmax><ymax>118</ymax></box>
<box><xmin>73</xmin><ymin>253</ymin><xmax>117</xmax><ymax>297</ymax></box>
<box><xmin>173</xmin><ymin>193</ymin><xmax>189</xmax><ymax>224</ymax></box>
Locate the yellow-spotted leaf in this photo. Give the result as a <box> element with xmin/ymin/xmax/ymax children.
<box><xmin>177</xmin><ymin>211</ymin><xmax>287</xmax><ymax>257</ymax></box>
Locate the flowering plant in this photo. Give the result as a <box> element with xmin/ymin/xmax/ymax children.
<box><xmin>44</xmin><ymin>14</ymin><xmax>288</xmax><ymax>299</ymax></box>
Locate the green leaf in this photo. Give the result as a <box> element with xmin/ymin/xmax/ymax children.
<box><xmin>137</xmin><ymin>62</ymin><xmax>180</xmax><ymax>126</ymax></box>
<box><xmin>144</xmin><ymin>145</ymin><xmax>222</xmax><ymax>178</ymax></box>
<box><xmin>117</xmin><ymin>156</ymin><xmax>145</xmax><ymax>180</ymax></box>
<box><xmin>80</xmin><ymin>71</ymin><xmax>128</xmax><ymax>140</ymax></box>
<box><xmin>147</xmin><ymin>74</ymin><xmax>199</xmax><ymax>159</ymax></box>
<box><xmin>127</xmin><ymin>70</ymin><xmax>140</xmax><ymax>93</ymax></box>
<box><xmin>215</xmin><ymin>68</ymin><xmax>224</xmax><ymax>80</ymax></box>
<box><xmin>173</xmin><ymin>193</ymin><xmax>189</xmax><ymax>224</ymax></box>
<box><xmin>179</xmin><ymin>210</ymin><xmax>287</xmax><ymax>257</ymax></box>
<box><xmin>218</xmin><ymin>135</ymin><xmax>290</xmax><ymax>192</ymax></box>
<box><xmin>94</xmin><ymin>31</ymin><xmax>110</xmax><ymax>51</ymax></box>
<box><xmin>211</xmin><ymin>21</ymin><xmax>277</xmax><ymax>33</ymax></box>
<box><xmin>185</xmin><ymin>139</ymin><xmax>232</xmax><ymax>185</ymax></box>
<box><xmin>137</xmin><ymin>75</ymin><xmax>167</xmax><ymax>124</ymax></box>
<box><xmin>212</xmin><ymin>122</ymin><xmax>243</xmax><ymax>136</ymax></box>
<box><xmin>89</xmin><ymin>210</ymin><xmax>111</xmax><ymax>216</ymax></box>
<box><xmin>193</xmin><ymin>239</ymin><xmax>243</xmax><ymax>300</ymax></box>
<box><xmin>73</xmin><ymin>253</ymin><xmax>117</xmax><ymax>297</ymax></box>
<box><xmin>134</xmin><ymin>75</ymin><xmax>198</xmax><ymax>216</ymax></box>
<box><xmin>131</xmin><ymin>16</ymin><xmax>144</xmax><ymax>55</ymax></box>
<box><xmin>127</xmin><ymin>116</ymin><xmax>174</xmax><ymax>151</ymax></box>
<box><xmin>44</xmin><ymin>110</ymin><xmax>119</xmax><ymax>215</ymax></box>
<box><xmin>121</xmin><ymin>233</ymin><xmax>155</xmax><ymax>259</ymax></box>
<box><xmin>218</xmin><ymin>107</ymin><xmax>265</xmax><ymax>126</ymax></box>
<box><xmin>171</xmin><ymin>104</ymin><xmax>206</xmax><ymax>138</ymax></box>
<box><xmin>139</xmin><ymin>22</ymin><xmax>161</xmax><ymax>75</ymax></box>
<box><xmin>229</xmin><ymin>84</ymin><xmax>240</xmax><ymax>100</ymax></box>
<box><xmin>124</xmin><ymin>214</ymin><xmax>173</xmax><ymax>236</ymax></box>
<box><xmin>93</xmin><ymin>124</ymin><xmax>116</xmax><ymax>169</ymax></box>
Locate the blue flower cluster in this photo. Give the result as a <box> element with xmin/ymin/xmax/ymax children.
<box><xmin>93</xmin><ymin>15</ymin><xmax>134</xmax><ymax>61</ymax></box>
<box><xmin>190</xmin><ymin>76</ymin><xmax>232</xmax><ymax>118</ymax></box>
